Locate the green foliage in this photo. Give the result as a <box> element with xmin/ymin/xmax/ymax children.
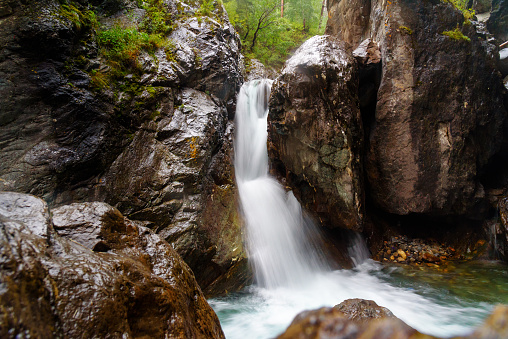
<box><xmin>224</xmin><ymin>0</ymin><xmax>326</xmax><ymax>68</ymax></box>
<box><xmin>139</xmin><ymin>0</ymin><xmax>174</xmax><ymax>34</ymax></box>
<box><xmin>441</xmin><ymin>27</ymin><xmax>471</xmax><ymax>42</ymax></box>
<box><xmin>444</xmin><ymin>0</ymin><xmax>475</xmax><ymax>22</ymax></box>
<box><xmin>59</xmin><ymin>2</ymin><xmax>99</xmax><ymax>31</ymax></box>
<box><xmin>197</xmin><ymin>0</ymin><xmax>215</xmax><ymax>16</ymax></box>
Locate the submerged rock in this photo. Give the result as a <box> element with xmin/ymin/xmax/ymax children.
<box><xmin>268</xmin><ymin>35</ymin><xmax>364</xmax><ymax>231</ymax></box>
<box><xmin>0</xmin><ymin>193</ymin><xmax>225</xmax><ymax>338</ymax></box>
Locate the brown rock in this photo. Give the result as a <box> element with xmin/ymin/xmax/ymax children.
<box><xmin>327</xmin><ymin>0</ymin><xmax>506</xmax><ymax>217</ymax></box>
<box><xmin>0</xmin><ymin>193</ymin><xmax>225</xmax><ymax>338</ymax></box>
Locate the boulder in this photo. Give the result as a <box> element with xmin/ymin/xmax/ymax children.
<box><xmin>278</xmin><ymin>298</ymin><xmax>508</xmax><ymax>339</ymax></box>
<box><xmin>277</xmin><ymin>299</ymin><xmax>415</xmax><ymax>339</ymax></box>
<box><xmin>327</xmin><ymin>0</ymin><xmax>506</xmax><ymax>217</ymax></box>
<box><xmin>499</xmin><ymin>48</ymin><xmax>508</xmax><ymax>76</ymax></box>
<box><xmin>269</xmin><ymin>35</ymin><xmax>364</xmax><ymax>231</ymax></box>
<box><xmin>0</xmin><ymin>193</ymin><xmax>225</xmax><ymax>338</ymax></box>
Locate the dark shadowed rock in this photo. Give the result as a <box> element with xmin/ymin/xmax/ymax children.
<box><xmin>268</xmin><ymin>35</ymin><xmax>364</xmax><ymax>231</ymax></box>
<box><xmin>0</xmin><ymin>193</ymin><xmax>225</xmax><ymax>338</ymax></box>
<box><xmin>488</xmin><ymin>0</ymin><xmax>508</xmax><ymax>42</ymax></box>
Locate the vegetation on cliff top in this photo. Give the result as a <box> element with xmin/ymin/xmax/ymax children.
<box><xmin>223</xmin><ymin>0</ymin><xmax>327</xmax><ymax>67</ymax></box>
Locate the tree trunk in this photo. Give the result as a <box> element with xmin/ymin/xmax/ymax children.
<box><xmin>318</xmin><ymin>0</ymin><xmax>326</xmax><ymax>29</ymax></box>
<box><xmin>281</xmin><ymin>0</ymin><xmax>284</xmax><ymax>17</ymax></box>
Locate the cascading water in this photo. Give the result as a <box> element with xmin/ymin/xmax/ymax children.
<box><xmin>234</xmin><ymin>79</ymin><xmax>327</xmax><ymax>289</ymax></box>
<box><xmin>209</xmin><ymin>80</ymin><xmax>508</xmax><ymax>339</ymax></box>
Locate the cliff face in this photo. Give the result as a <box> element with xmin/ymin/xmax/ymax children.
<box><xmin>0</xmin><ymin>0</ymin><xmax>248</xmax><ymax>294</ymax></box>
<box><xmin>326</xmin><ymin>0</ymin><xmax>506</xmax><ymax>217</ymax></box>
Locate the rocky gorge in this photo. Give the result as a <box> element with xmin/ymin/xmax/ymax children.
<box><xmin>1</xmin><ymin>0</ymin><xmax>508</xmax><ymax>337</ymax></box>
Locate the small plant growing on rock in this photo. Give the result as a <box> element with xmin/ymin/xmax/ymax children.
<box><xmin>441</xmin><ymin>26</ymin><xmax>471</xmax><ymax>42</ymax></box>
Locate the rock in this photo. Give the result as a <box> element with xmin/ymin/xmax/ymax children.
<box><xmin>473</xmin><ymin>0</ymin><xmax>492</xmax><ymax>13</ymax></box>
<box><xmin>98</xmin><ymin>89</ymin><xmax>247</xmax><ymax>294</ymax></box>
<box><xmin>245</xmin><ymin>59</ymin><xmax>277</xmax><ymax>81</ymax></box>
<box><xmin>277</xmin><ymin>299</ymin><xmax>417</xmax><ymax>339</ymax></box>
<box><xmin>0</xmin><ymin>193</ymin><xmax>224</xmax><ymax>338</ymax></box>
<box><xmin>268</xmin><ymin>35</ymin><xmax>364</xmax><ymax>231</ymax></box>
<box><xmin>0</xmin><ymin>192</ymin><xmax>49</xmax><ymax>237</ymax></box>
<box><xmin>169</xmin><ymin>16</ymin><xmax>243</xmax><ymax>117</ymax></box>
<box><xmin>325</xmin><ymin>0</ymin><xmax>371</xmax><ymax>47</ymax></box>
<box><xmin>397</xmin><ymin>249</ymin><xmax>407</xmax><ymax>260</ymax></box>
<box><xmin>0</xmin><ymin>0</ymin><xmax>246</xmax><ymax>295</ymax></box>
<box><xmin>487</xmin><ymin>0</ymin><xmax>508</xmax><ymax>42</ymax></box>
<box><xmin>499</xmin><ymin>48</ymin><xmax>508</xmax><ymax>76</ymax></box>
<box><xmin>469</xmin><ymin>305</ymin><xmax>508</xmax><ymax>338</ymax></box>
<box><xmin>329</xmin><ymin>0</ymin><xmax>506</xmax><ymax>217</ymax></box>
<box><xmin>333</xmin><ymin>299</ymin><xmax>395</xmax><ymax>322</ymax></box>
<box><xmin>52</xmin><ymin>202</ymin><xmax>127</xmax><ymax>252</ymax></box>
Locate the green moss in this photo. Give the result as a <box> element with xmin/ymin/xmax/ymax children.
<box><xmin>442</xmin><ymin>0</ymin><xmax>475</xmax><ymax>23</ymax></box>
<box><xmin>441</xmin><ymin>27</ymin><xmax>471</xmax><ymax>42</ymax></box>
<box><xmin>399</xmin><ymin>26</ymin><xmax>413</xmax><ymax>35</ymax></box>
<box><xmin>58</xmin><ymin>2</ymin><xmax>98</xmax><ymax>32</ymax></box>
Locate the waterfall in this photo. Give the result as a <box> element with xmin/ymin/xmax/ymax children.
<box><xmin>234</xmin><ymin>79</ymin><xmax>328</xmax><ymax>289</ymax></box>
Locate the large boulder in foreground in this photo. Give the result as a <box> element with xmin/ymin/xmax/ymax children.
<box><xmin>0</xmin><ymin>192</ymin><xmax>224</xmax><ymax>338</ymax></box>
<box><xmin>327</xmin><ymin>0</ymin><xmax>506</xmax><ymax>217</ymax></box>
<box><xmin>268</xmin><ymin>35</ymin><xmax>364</xmax><ymax>231</ymax></box>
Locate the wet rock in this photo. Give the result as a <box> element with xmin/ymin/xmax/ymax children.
<box><xmin>0</xmin><ymin>192</ymin><xmax>49</xmax><ymax>237</ymax></box>
<box><xmin>99</xmin><ymin>89</ymin><xmax>247</xmax><ymax>294</ymax></box>
<box><xmin>328</xmin><ymin>0</ymin><xmax>507</xmax><ymax>217</ymax></box>
<box><xmin>0</xmin><ymin>0</ymin><xmax>246</xmax><ymax>295</ymax></box>
<box><xmin>52</xmin><ymin>202</ymin><xmax>127</xmax><ymax>252</ymax></box>
<box><xmin>333</xmin><ymin>299</ymin><xmax>395</xmax><ymax>322</ymax></box>
<box><xmin>268</xmin><ymin>35</ymin><xmax>364</xmax><ymax>231</ymax></box>
<box><xmin>277</xmin><ymin>299</ymin><xmax>418</xmax><ymax>339</ymax></box>
<box><xmin>169</xmin><ymin>16</ymin><xmax>243</xmax><ymax>116</ymax></box>
<box><xmin>487</xmin><ymin>0</ymin><xmax>508</xmax><ymax>42</ymax></box>
<box><xmin>0</xmin><ymin>193</ymin><xmax>225</xmax><ymax>338</ymax></box>
<box><xmin>473</xmin><ymin>0</ymin><xmax>492</xmax><ymax>13</ymax></box>
<box><xmin>245</xmin><ymin>59</ymin><xmax>277</xmax><ymax>81</ymax></box>
<box><xmin>469</xmin><ymin>305</ymin><xmax>508</xmax><ymax>338</ymax></box>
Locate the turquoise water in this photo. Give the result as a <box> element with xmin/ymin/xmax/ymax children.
<box><xmin>209</xmin><ymin>260</ymin><xmax>508</xmax><ymax>339</ymax></box>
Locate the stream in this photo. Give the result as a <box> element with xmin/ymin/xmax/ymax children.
<box><xmin>210</xmin><ymin>79</ymin><xmax>508</xmax><ymax>338</ymax></box>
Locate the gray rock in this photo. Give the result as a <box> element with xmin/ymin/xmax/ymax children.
<box><xmin>52</xmin><ymin>202</ymin><xmax>126</xmax><ymax>251</ymax></box>
<box><xmin>269</xmin><ymin>35</ymin><xmax>364</xmax><ymax>231</ymax></box>
<box><xmin>0</xmin><ymin>191</ymin><xmax>49</xmax><ymax>237</ymax></box>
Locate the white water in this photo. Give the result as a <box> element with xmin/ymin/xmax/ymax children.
<box><xmin>234</xmin><ymin>79</ymin><xmax>328</xmax><ymax>289</ymax></box>
<box><xmin>215</xmin><ymin>80</ymin><xmax>495</xmax><ymax>338</ymax></box>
